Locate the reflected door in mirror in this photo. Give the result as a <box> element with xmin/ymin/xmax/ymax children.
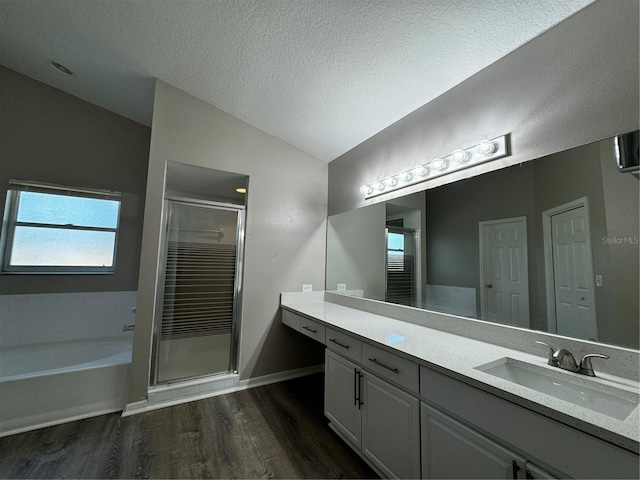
<box><xmin>549</xmin><ymin>204</ymin><xmax>597</xmax><ymax>341</ymax></box>
<box><xmin>480</xmin><ymin>217</ymin><xmax>530</xmax><ymax>328</ymax></box>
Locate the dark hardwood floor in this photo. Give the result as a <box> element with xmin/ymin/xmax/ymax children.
<box><xmin>0</xmin><ymin>373</ymin><xmax>378</xmax><ymax>479</ymax></box>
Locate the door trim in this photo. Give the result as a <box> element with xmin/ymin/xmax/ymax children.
<box><xmin>479</xmin><ymin>216</ymin><xmax>529</xmax><ymax>325</ymax></box>
<box><xmin>542</xmin><ymin>196</ymin><xmax>595</xmax><ymax>335</ymax></box>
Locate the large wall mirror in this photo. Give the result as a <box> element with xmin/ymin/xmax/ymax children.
<box><xmin>326</xmin><ymin>134</ymin><xmax>639</xmax><ymax>350</ymax></box>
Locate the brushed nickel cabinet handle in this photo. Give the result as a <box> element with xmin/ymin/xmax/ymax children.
<box><xmin>329</xmin><ymin>338</ymin><xmax>350</xmax><ymax>349</ymax></box>
<box><xmin>368</xmin><ymin>357</ymin><xmax>399</xmax><ymax>374</ymax></box>
<box><xmin>302</xmin><ymin>325</ymin><xmax>317</xmax><ymax>333</ymax></box>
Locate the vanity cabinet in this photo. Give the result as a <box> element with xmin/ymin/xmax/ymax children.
<box><xmin>421</xmin><ymin>402</ymin><xmax>553</xmax><ymax>479</ymax></box>
<box><xmin>325</xmin><ymin>348</ymin><xmax>421</xmax><ymax>479</ymax></box>
<box><xmin>282</xmin><ymin>306</ymin><xmax>638</xmax><ymax>479</ymax></box>
<box><xmin>361</xmin><ymin>369</ymin><xmax>420</xmax><ymax>479</ymax></box>
<box><xmin>281</xmin><ymin>309</ymin><xmax>301</xmax><ymax>331</ymax></box>
<box><xmin>299</xmin><ymin>316</ymin><xmax>326</xmax><ymax>344</ymax></box>
<box><xmin>324</xmin><ymin>349</ymin><xmax>361</xmax><ymax>447</ymax></box>
<box><xmin>282</xmin><ymin>309</ymin><xmax>326</xmax><ymax>344</ymax></box>
<box><xmin>420</xmin><ymin>366</ymin><xmax>638</xmax><ymax>479</ymax></box>
<box><xmin>326</xmin><ymin>327</ymin><xmax>362</xmax><ymax>363</ymax></box>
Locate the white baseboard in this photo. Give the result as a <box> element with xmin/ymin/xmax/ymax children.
<box><xmin>122</xmin><ymin>364</ymin><xmax>324</xmax><ymax>416</ymax></box>
<box><xmin>237</xmin><ymin>364</ymin><xmax>323</xmax><ymax>390</ymax></box>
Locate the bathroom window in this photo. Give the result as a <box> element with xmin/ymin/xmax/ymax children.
<box><xmin>1</xmin><ymin>180</ymin><xmax>121</xmax><ymax>273</ymax></box>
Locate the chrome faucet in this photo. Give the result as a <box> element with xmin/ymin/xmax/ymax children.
<box><xmin>536</xmin><ymin>341</ymin><xmax>609</xmax><ymax>377</ymax></box>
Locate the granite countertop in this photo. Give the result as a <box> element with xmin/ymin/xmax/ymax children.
<box><xmin>281</xmin><ymin>297</ymin><xmax>640</xmax><ymax>454</ymax></box>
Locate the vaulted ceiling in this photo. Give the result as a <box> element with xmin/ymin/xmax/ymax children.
<box><xmin>0</xmin><ymin>0</ymin><xmax>594</xmax><ymax>162</ymax></box>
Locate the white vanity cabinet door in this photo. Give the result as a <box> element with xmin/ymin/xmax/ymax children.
<box><xmin>362</xmin><ymin>372</ymin><xmax>421</xmax><ymax>479</ymax></box>
<box><xmin>421</xmin><ymin>402</ymin><xmax>527</xmax><ymax>479</ymax></box>
<box><xmin>324</xmin><ymin>349</ymin><xmax>362</xmax><ymax>448</ymax></box>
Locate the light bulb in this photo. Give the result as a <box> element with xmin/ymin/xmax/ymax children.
<box><xmin>383</xmin><ymin>176</ymin><xmax>398</xmax><ymax>187</ymax></box>
<box><xmin>451</xmin><ymin>149</ymin><xmax>469</xmax><ymax>163</ymax></box>
<box><xmin>398</xmin><ymin>171</ymin><xmax>413</xmax><ymax>182</ymax></box>
<box><xmin>477</xmin><ymin>139</ymin><xmax>496</xmax><ymax>155</ymax></box>
<box><xmin>431</xmin><ymin>157</ymin><xmax>448</xmax><ymax>171</ymax></box>
<box><xmin>359</xmin><ymin>184</ymin><xmax>373</xmax><ymax>195</ymax></box>
<box><xmin>372</xmin><ymin>181</ymin><xmax>385</xmax><ymax>191</ymax></box>
<box><xmin>412</xmin><ymin>164</ymin><xmax>429</xmax><ymax>177</ymax></box>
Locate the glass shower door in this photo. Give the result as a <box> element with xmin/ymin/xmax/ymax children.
<box><xmin>153</xmin><ymin>199</ymin><xmax>244</xmax><ymax>385</ymax></box>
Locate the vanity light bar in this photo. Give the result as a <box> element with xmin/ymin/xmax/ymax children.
<box><xmin>359</xmin><ymin>135</ymin><xmax>509</xmax><ymax>199</ymax></box>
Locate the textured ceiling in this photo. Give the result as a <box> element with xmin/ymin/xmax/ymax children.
<box><xmin>0</xmin><ymin>0</ymin><xmax>594</xmax><ymax>162</ymax></box>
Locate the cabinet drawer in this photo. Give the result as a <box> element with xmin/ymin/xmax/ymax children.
<box><xmin>299</xmin><ymin>317</ymin><xmax>326</xmax><ymax>344</ymax></box>
<box><xmin>326</xmin><ymin>328</ymin><xmax>362</xmax><ymax>363</ymax></box>
<box><xmin>281</xmin><ymin>309</ymin><xmax>301</xmax><ymax>331</ymax></box>
<box><xmin>363</xmin><ymin>343</ymin><xmax>419</xmax><ymax>393</ymax></box>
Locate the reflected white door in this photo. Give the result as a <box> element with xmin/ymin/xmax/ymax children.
<box><xmin>480</xmin><ymin>217</ymin><xmax>530</xmax><ymax>328</ymax></box>
<box><xmin>549</xmin><ymin>205</ymin><xmax>597</xmax><ymax>340</ymax></box>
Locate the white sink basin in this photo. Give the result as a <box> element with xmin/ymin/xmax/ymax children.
<box><xmin>475</xmin><ymin>357</ymin><xmax>639</xmax><ymax>421</ymax></box>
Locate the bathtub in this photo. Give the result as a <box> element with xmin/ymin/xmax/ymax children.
<box><xmin>0</xmin><ymin>337</ymin><xmax>132</xmax><ymax>437</ymax></box>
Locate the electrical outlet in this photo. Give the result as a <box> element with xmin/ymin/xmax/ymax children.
<box><xmin>337</xmin><ymin>283</ymin><xmax>346</xmax><ymax>291</ymax></box>
<box><xmin>302</xmin><ymin>284</ymin><xmax>312</xmax><ymax>292</ymax></box>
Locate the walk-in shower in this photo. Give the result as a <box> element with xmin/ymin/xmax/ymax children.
<box><xmin>150</xmin><ymin>163</ymin><xmax>247</xmax><ymax>387</ymax></box>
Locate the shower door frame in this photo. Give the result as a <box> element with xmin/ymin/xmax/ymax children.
<box><xmin>150</xmin><ymin>195</ymin><xmax>246</xmax><ymax>387</ymax></box>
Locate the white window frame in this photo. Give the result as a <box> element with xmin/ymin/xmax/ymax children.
<box><xmin>1</xmin><ymin>180</ymin><xmax>122</xmax><ymax>274</ymax></box>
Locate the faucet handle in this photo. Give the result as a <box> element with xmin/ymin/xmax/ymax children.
<box><xmin>579</xmin><ymin>353</ymin><xmax>609</xmax><ymax>377</ymax></box>
<box><xmin>536</xmin><ymin>341</ymin><xmax>557</xmax><ymax>366</ymax></box>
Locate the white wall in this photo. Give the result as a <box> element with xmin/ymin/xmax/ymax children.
<box><xmin>128</xmin><ymin>80</ymin><xmax>327</xmax><ymax>402</ymax></box>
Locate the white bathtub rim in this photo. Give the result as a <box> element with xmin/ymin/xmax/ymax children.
<box><xmin>0</xmin><ymin>334</ymin><xmax>132</xmax><ymax>354</ymax></box>
<box><xmin>0</xmin><ymin>351</ymin><xmax>132</xmax><ymax>383</ymax></box>
<box><xmin>0</xmin><ymin>335</ymin><xmax>132</xmax><ymax>382</ymax></box>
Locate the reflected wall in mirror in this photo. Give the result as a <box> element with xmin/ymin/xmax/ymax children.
<box><xmin>326</xmin><ymin>135</ymin><xmax>639</xmax><ymax>349</ymax></box>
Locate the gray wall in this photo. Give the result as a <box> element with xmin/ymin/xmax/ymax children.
<box><xmin>598</xmin><ymin>137</ymin><xmax>640</xmax><ymax>347</ymax></box>
<box><xmin>326</xmin><ymin>202</ymin><xmax>386</xmax><ymax>299</ymax></box>
<box><xmin>129</xmin><ymin>80</ymin><xmax>327</xmax><ymax>402</ymax></box>
<box><xmin>326</xmin><ymin>191</ymin><xmax>427</xmax><ymax>302</ymax></box>
<box><xmin>424</xmin><ymin>138</ymin><xmax>638</xmax><ymax>347</ymax></box>
<box><xmin>425</xmin><ymin>161</ymin><xmax>537</xmax><ymax>323</ymax></box>
<box><xmin>532</xmin><ymin>141</ymin><xmax>609</xmax><ymax>336</ymax></box>
<box><xmin>328</xmin><ymin>0</ymin><xmax>639</xmax><ymax>216</ymax></box>
<box><xmin>0</xmin><ymin>67</ymin><xmax>150</xmax><ymax>294</ymax></box>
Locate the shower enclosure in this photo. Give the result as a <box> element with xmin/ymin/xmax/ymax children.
<box><xmin>151</xmin><ymin>197</ymin><xmax>245</xmax><ymax>385</ymax></box>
